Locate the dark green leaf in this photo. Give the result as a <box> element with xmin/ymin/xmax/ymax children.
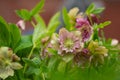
<box><xmin>14</xmin><ymin>35</ymin><xmax>33</xmax><ymax>52</ymax></box>
<box><xmin>9</xmin><ymin>24</ymin><xmax>21</xmax><ymax>49</ymax></box>
<box><xmin>30</xmin><ymin>0</ymin><xmax>45</xmax><ymax>17</ymax></box>
<box><xmin>0</xmin><ymin>17</ymin><xmax>11</xmax><ymax>46</ymax></box>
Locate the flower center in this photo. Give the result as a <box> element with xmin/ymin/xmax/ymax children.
<box><xmin>64</xmin><ymin>39</ymin><xmax>74</xmax><ymax>48</ymax></box>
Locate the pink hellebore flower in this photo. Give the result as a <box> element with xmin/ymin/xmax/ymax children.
<box><xmin>75</xmin><ymin>18</ymin><xmax>93</xmax><ymax>42</ymax></box>
<box><xmin>59</xmin><ymin>28</ymin><xmax>83</xmax><ymax>53</ymax></box>
<box><xmin>76</xmin><ymin>18</ymin><xmax>89</xmax><ymax>28</ymax></box>
<box><xmin>16</xmin><ymin>20</ymin><xmax>25</xmax><ymax>30</ymax></box>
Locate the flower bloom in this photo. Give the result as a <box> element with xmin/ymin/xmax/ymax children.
<box><xmin>75</xmin><ymin>18</ymin><xmax>93</xmax><ymax>42</ymax></box>
<box><xmin>59</xmin><ymin>28</ymin><xmax>83</xmax><ymax>54</ymax></box>
<box><xmin>76</xmin><ymin>18</ymin><xmax>89</xmax><ymax>28</ymax></box>
<box><xmin>0</xmin><ymin>47</ymin><xmax>22</xmax><ymax>79</ymax></box>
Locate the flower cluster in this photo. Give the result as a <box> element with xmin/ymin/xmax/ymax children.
<box><xmin>42</xmin><ymin>7</ymin><xmax>111</xmax><ymax>67</ymax></box>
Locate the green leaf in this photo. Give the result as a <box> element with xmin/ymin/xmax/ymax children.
<box><xmin>0</xmin><ymin>16</ymin><xmax>9</xmax><ymax>29</ymax></box>
<box><xmin>32</xmin><ymin>15</ymin><xmax>47</xmax><ymax>46</ymax></box>
<box><xmin>98</xmin><ymin>21</ymin><xmax>111</xmax><ymax>28</ymax></box>
<box><xmin>14</xmin><ymin>35</ymin><xmax>33</xmax><ymax>52</ymax></box>
<box><xmin>92</xmin><ymin>8</ymin><xmax>105</xmax><ymax>14</ymax></box>
<box><xmin>9</xmin><ymin>24</ymin><xmax>21</xmax><ymax>49</ymax></box>
<box><xmin>34</xmin><ymin>14</ymin><xmax>46</xmax><ymax>28</ymax></box>
<box><xmin>62</xmin><ymin>8</ymin><xmax>71</xmax><ymax>30</ymax></box>
<box><xmin>48</xmin><ymin>56</ymin><xmax>60</xmax><ymax>72</ymax></box>
<box><xmin>30</xmin><ymin>0</ymin><xmax>45</xmax><ymax>17</ymax></box>
<box><xmin>86</xmin><ymin>3</ymin><xmax>95</xmax><ymax>15</ymax></box>
<box><xmin>0</xmin><ymin>17</ymin><xmax>11</xmax><ymax>46</ymax></box>
<box><xmin>22</xmin><ymin>58</ymin><xmax>38</xmax><ymax>67</ymax></box>
<box><xmin>47</xmin><ymin>12</ymin><xmax>60</xmax><ymax>35</ymax></box>
<box><xmin>16</xmin><ymin>9</ymin><xmax>31</xmax><ymax>20</ymax></box>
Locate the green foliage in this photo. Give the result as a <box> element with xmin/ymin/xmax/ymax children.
<box><xmin>30</xmin><ymin>0</ymin><xmax>45</xmax><ymax>17</ymax></box>
<box><xmin>16</xmin><ymin>9</ymin><xmax>31</xmax><ymax>21</ymax></box>
<box><xmin>16</xmin><ymin>0</ymin><xmax>45</xmax><ymax>21</ymax></box>
<box><xmin>86</xmin><ymin>3</ymin><xmax>105</xmax><ymax>15</ymax></box>
<box><xmin>32</xmin><ymin>16</ymin><xmax>47</xmax><ymax>47</ymax></box>
<box><xmin>47</xmin><ymin>12</ymin><xmax>60</xmax><ymax>35</ymax></box>
<box><xmin>14</xmin><ymin>35</ymin><xmax>33</xmax><ymax>53</ymax></box>
<box><xmin>0</xmin><ymin>17</ymin><xmax>11</xmax><ymax>46</ymax></box>
<box><xmin>62</xmin><ymin>7</ymin><xmax>72</xmax><ymax>31</ymax></box>
<box><xmin>9</xmin><ymin>24</ymin><xmax>21</xmax><ymax>49</ymax></box>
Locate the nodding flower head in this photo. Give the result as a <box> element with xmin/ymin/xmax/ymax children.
<box><xmin>16</xmin><ymin>20</ymin><xmax>25</xmax><ymax>30</ymax></box>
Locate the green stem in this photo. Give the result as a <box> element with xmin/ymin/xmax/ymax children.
<box><xmin>42</xmin><ymin>73</ymin><xmax>45</xmax><ymax>80</ymax></box>
<box><xmin>23</xmin><ymin>46</ymin><xmax>35</xmax><ymax>73</ymax></box>
<box><xmin>31</xmin><ymin>21</ymin><xmax>36</xmax><ymax>28</ymax></box>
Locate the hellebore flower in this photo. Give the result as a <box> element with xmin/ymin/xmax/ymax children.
<box><xmin>88</xmin><ymin>41</ymin><xmax>108</xmax><ymax>66</ymax></box>
<box><xmin>76</xmin><ymin>18</ymin><xmax>89</xmax><ymax>28</ymax></box>
<box><xmin>80</xmin><ymin>25</ymin><xmax>93</xmax><ymax>42</ymax></box>
<box><xmin>16</xmin><ymin>20</ymin><xmax>25</xmax><ymax>30</ymax></box>
<box><xmin>68</xmin><ymin>7</ymin><xmax>84</xmax><ymax>25</ymax></box>
<box><xmin>76</xmin><ymin>18</ymin><xmax>93</xmax><ymax>42</ymax></box>
<box><xmin>88</xmin><ymin>41</ymin><xmax>108</xmax><ymax>56</ymax></box>
<box><xmin>59</xmin><ymin>28</ymin><xmax>83</xmax><ymax>54</ymax></box>
<box><xmin>0</xmin><ymin>47</ymin><xmax>22</xmax><ymax>79</ymax></box>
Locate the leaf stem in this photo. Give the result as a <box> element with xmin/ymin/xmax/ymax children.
<box><xmin>23</xmin><ymin>45</ymin><xmax>35</xmax><ymax>73</ymax></box>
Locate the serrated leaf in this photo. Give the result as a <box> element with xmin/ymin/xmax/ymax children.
<box><xmin>14</xmin><ymin>35</ymin><xmax>33</xmax><ymax>52</ymax></box>
<box><xmin>16</xmin><ymin>9</ymin><xmax>31</xmax><ymax>20</ymax></box>
<box><xmin>30</xmin><ymin>0</ymin><xmax>45</xmax><ymax>17</ymax></box>
<box><xmin>22</xmin><ymin>58</ymin><xmax>37</xmax><ymax>67</ymax></box>
<box><xmin>62</xmin><ymin>8</ymin><xmax>71</xmax><ymax>30</ymax></box>
<box><xmin>9</xmin><ymin>24</ymin><xmax>21</xmax><ymax>49</ymax></box>
<box><xmin>47</xmin><ymin>12</ymin><xmax>60</xmax><ymax>35</ymax></box>
<box><xmin>92</xmin><ymin>8</ymin><xmax>105</xmax><ymax>14</ymax></box>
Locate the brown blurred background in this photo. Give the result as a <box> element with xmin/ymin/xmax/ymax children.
<box><xmin>0</xmin><ymin>0</ymin><xmax>120</xmax><ymax>40</ymax></box>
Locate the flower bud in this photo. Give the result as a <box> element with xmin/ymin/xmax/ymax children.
<box><xmin>16</xmin><ymin>20</ymin><xmax>25</xmax><ymax>30</ymax></box>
